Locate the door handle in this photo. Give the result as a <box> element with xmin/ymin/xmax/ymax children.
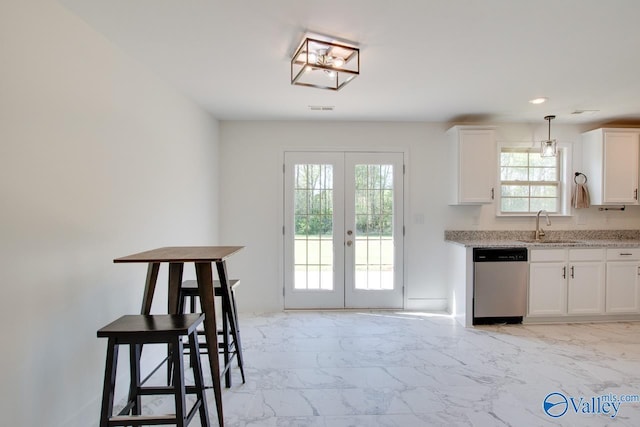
<box><xmin>346</xmin><ymin>240</ymin><xmax>353</xmax><ymax>247</ymax></box>
<box><xmin>562</xmin><ymin>266</ymin><xmax>566</xmax><ymax>279</ymax></box>
<box><xmin>570</xmin><ymin>266</ymin><xmax>575</xmax><ymax>279</ymax></box>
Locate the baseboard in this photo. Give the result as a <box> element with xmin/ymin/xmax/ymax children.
<box><xmin>405</xmin><ymin>298</ymin><xmax>449</xmax><ymax>311</ymax></box>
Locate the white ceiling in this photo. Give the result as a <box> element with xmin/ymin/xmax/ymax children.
<box><xmin>60</xmin><ymin>0</ymin><xmax>640</xmax><ymax>125</ymax></box>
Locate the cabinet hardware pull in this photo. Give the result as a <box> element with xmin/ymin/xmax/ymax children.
<box><xmin>562</xmin><ymin>266</ymin><xmax>566</xmax><ymax>279</ymax></box>
<box><xmin>491</xmin><ymin>188</ymin><xmax>494</xmax><ymax>200</ymax></box>
<box><xmin>570</xmin><ymin>266</ymin><xmax>575</xmax><ymax>279</ymax></box>
<box><xmin>620</xmin><ymin>253</ymin><xmax>633</xmax><ymax>256</ymax></box>
<box><xmin>635</xmin><ymin>189</ymin><xmax>638</xmax><ymax>200</ymax></box>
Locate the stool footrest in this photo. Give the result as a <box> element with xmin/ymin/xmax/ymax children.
<box><xmin>134</xmin><ymin>385</ymin><xmax>204</xmax><ymax>394</ymax></box>
<box><xmin>112</xmin><ymin>395</ymin><xmax>202</xmax><ymax>426</ymax></box>
<box><xmin>108</xmin><ymin>414</ymin><xmax>181</xmax><ymax>425</ymax></box>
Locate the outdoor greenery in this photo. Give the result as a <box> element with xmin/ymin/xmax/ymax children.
<box><xmin>294</xmin><ymin>164</ymin><xmax>333</xmax><ymax>235</ymax></box>
<box><xmin>500</xmin><ymin>148</ymin><xmax>560</xmax><ymax>213</ymax></box>
<box><xmin>294</xmin><ymin>163</ymin><xmax>394</xmax><ymax>236</ymax></box>
<box><xmin>292</xmin><ymin>162</ymin><xmax>396</xmax><ymax>291</ymax></box>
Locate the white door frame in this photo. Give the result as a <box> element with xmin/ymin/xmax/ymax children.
<box><xmin>283</xmin><ymin>149</ymin><xmax>406</xmax><ymax>309</ymax></box>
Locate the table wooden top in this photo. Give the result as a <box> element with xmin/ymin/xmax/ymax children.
<box><xmin>114</xmin><ymin>246</ymin><xmax>244</xmax><ymax>263</ymax></box>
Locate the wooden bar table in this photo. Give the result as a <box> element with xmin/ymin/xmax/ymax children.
<box><xmin>114</xmin><ymin>246</ymin><xmax>244</xmax><ymax>427</ymax></box>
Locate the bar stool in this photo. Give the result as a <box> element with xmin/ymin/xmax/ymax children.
<box><xmin>97</xmin><ymin>314</ymin><xmax>211</xmax><ymax>427</ymax></box>
<box><xmin>178</xmin><ymin>279</ymin><xmax>245</xmax><ymax>388</ymax></box>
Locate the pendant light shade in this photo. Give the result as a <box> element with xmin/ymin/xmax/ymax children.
<box><xmin>540</xmin><ymin>115</ymin><xmax>557</xmax><ymax>157</ymax></box>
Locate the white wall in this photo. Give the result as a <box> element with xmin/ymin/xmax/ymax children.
<box><xmin>219</xmin><ymin>121</ymin><xmax>640</xmax><ymax>314</ymax></box>
<box><xmin>0</xmin><ymin>1</ymin><xmax>219</xmax><ymax>426</ymax></box>
<box><xmin>219</xmin><ymin>121</ymin><xmax>452</xmax><ymax>312</ymax></box>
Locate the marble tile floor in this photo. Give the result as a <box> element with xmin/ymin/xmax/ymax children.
<box><xmin>131</xmin><ymin>311</ymin><xmax>640</xmax><ymax>426</ymax></box>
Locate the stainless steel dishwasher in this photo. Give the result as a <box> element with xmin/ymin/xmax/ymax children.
<box><xmin>473</xmin><ymin>247</ymin><xmax>528</xmax><ymax>325</ymax></box>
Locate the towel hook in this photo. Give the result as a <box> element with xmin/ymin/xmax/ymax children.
<box><xmin>574</xmin><ymin>172</ymin><xmax>587</xmax><ymax>184</ymax></box>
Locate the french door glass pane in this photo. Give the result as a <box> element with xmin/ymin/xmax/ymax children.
<box><xmin>293</xmin><ymin>164</ymin><xmax>334</xmax><ymax>291</ymax></box>
<box><xmin>354</xmin><ymin>164</ymin><xmax>394</xmax><ymax>290</ymax></box>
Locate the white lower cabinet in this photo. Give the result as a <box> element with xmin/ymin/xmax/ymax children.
<box><xmin>528</xmin><ymin>248</ymin><xmax>605</xmax><ymax>317</ymax></box>
<box><xmin>529</xmin><ymin>261</ymin><xmax>567</xmax><ymax>316</ymax></box>
<box><xmin>567</xmin><ymin>261</ymin><xmax>605</xmax><ymax>315</ymax></box>
<box><xmin>605</xmin><ymin>249</ymin><xmax>640</xmax><ymax>314</ymax></box>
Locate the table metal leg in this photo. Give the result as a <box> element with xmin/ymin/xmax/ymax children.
<box><xmin>168</xmin><ymin>263</ymin><xmax>184</xmax><ymax>314</ymax></box>
<box><xmin>166</xmin><ymin>263</ymin><xmax>184</xmax><ymax>384</ymax></box>
<box><xmin>195</xmin><ymin>262</ymin><xmax>223</xmax><ymax>427</ymax></box>
<box><xmin>140</xmin><ymin>263</ymin><xmax>160</xmax><ymax>315</ymax></box>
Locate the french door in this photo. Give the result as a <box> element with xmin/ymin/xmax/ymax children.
<box><xmin>283</xmin><ymin>151</ymin><xmax>404</xmax><ymax>309</ymax></box>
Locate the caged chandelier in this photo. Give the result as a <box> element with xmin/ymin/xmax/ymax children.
<box><xmin>291</xmin><ymin>37</ymin><xmax>360</xmax><ymax>91</ymax></box>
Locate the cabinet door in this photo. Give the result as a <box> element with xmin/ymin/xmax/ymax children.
<box><xmin>528</xmin><ymin>262</ymin><xmax>567</xmax><ymax>316</ymax></box>
<box><xmin>605</xmin><ymin>262</ymin><xmax>640</xmax><ymax>313</ymax></box>
<box><xmin>458</xmin><ymin>129</ymin><xmax>495</xmax><ymax>203</ymax></box>
<box><xmin>567</xmin><ymin>262</ymin><xmax>605</xmax><ymax>315</ymax></box>
<box><xmin>603</xmin><ymin>132</ymin><xmax>639</xmax><ymax>204</ymax></box>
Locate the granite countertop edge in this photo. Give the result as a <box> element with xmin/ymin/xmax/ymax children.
<box><xmin>444</xmin><ymin>229</ymin><xmax>640</xmax><ymax>248</ymax></box>
<box><xmin>445</xmin><ymin>239</ymin><xmax>640</xmax><ymax>248</ymax></box>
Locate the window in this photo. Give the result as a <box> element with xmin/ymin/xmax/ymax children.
<box><xmin>499</xmin><ymin>148</ymin><xmax>561</xmax><ymax>213</ymax></box>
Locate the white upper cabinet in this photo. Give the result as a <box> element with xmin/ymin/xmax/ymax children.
<box><xmin>581</xmin><ymin>128</ymin><xmax>640</xmax><ymax>205</ymax></box>
<box><xmin>447</xmin><ymin>126</ymin><xmax>496</xmax><ymax>205</ymax></box>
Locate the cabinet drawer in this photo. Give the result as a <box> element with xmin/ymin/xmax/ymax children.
<box><xmin>569</xmin><ymin>248</ymin><xmax>604</xmax><ymax>262</ymax></box>
<box><xmin>530</xmin><ymin>249</ymin><xmax>566</xmax><ymax>262</ymax></box>
<box><xmin>606</xmin><ymin>248</ymin><xmax>640</xmax><ymax>261</ymax></box>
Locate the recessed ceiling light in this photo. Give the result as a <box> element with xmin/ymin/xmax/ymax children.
<box><xmin>529</xmin><ymin>97</ymin><xmax>548</xmax><ymax>105</ymax></box>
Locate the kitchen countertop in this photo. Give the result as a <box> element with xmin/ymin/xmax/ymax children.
<box><xmin>444</xmin><ymin>230</ymin><xmax>640</xmax><ymax>248</ymax></box>
<box><xmin>445</xmin><ymin>238</ymin><xmax>640</xmax><ymax>248</ymax></box>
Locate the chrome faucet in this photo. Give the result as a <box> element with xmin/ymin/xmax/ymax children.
<box><xmin>535</xmin><ymin>209</ymin><xmax>551</xmax><ymax>241</ymax></box>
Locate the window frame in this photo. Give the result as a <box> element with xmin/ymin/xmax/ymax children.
<box><xmin>495</xmin><ymin>141</ymin><xmax>572</xmax><ymax>217</ymax></box>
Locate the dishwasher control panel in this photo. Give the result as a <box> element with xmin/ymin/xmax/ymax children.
<box><xmin>473</xmin><ymin>248</ymin><xmax>528</xmax><ymax>262</ymax></box>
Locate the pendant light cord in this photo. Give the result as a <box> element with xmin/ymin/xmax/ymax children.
<box><xmin>544</xmin><ymin>115</ymin><xmax>555</xmax><ymax>140</ymax></box>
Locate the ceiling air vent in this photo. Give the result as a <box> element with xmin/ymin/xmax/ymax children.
<box><xmin>308</xmin><ymin>105</ymin><xmax>335</xmax><ymax>111</ymax></box>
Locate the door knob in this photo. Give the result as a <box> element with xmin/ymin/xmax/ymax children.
<box><xmin>347</xmin><ymin>230</ymin><xmax>353</xmax><ymax>236</ymax></box>
<box><xmin>346</xmin><ymin>240</ymin><xmax>353</xmax><ymax>246</ymax></box>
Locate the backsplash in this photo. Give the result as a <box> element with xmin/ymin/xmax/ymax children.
<box><xmin>444</xmin><ymin>229</ymin><xmax>640</xmax><ymax>241</ymax></box>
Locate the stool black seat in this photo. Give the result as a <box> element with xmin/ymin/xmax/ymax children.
<box><xmin>97</xmin><ymin>314</ymin><xmax>211</xmax><ymax>427</ymax></box>
<box><xmin>178</xmin><ymin>279</ymin><xmax>245</xmax><ymax>388</ymax></box>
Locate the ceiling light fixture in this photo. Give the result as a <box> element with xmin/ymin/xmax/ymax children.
<box><xmin>291</xmin><ymin>37</ymin><xmax>359</xmax><ymax>91</ymax></box>
<box><xmin>529</xmin><ymin>97</ymin><xmax>547</xmax><ymax>104</ymax></box>
<box><xmin>540</xmin><ymin>115</ymin><xmax>557</xmax><ymax>157</ymax></box>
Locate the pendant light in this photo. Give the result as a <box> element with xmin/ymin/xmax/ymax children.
<box><xmin>540</xmin><ymin>115</ymin><xmax>557</xmax><ymax>157</ymax></box>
